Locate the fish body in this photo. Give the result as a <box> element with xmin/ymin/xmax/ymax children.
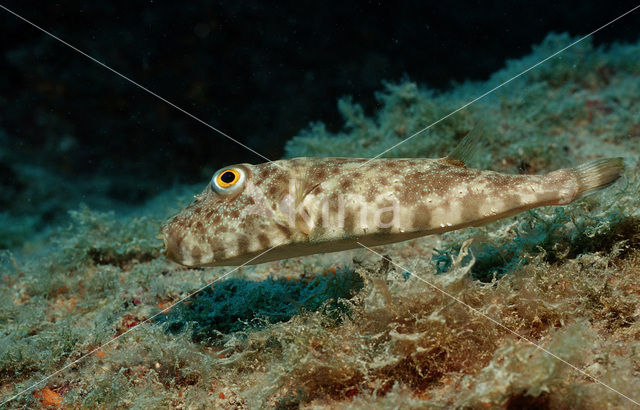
<box><xmin>161</xmin><ymin>142</ymin><xmax>624</xmax><ymax>267</ymax></box>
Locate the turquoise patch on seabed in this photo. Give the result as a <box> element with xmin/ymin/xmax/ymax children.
<box><xmin>158</xmin><ymin>267</ymin><xmax>363</xmax><ymax>344</ymax></box>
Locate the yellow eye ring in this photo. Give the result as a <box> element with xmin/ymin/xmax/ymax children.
<box><xmin>215</xmin><ymin>169</ymin><xmax>240</xmax><ymax>188</ymax></box>
<box><xmin>211</xmin><ymin>166</ymin><xmax>247</xmax><ymax>196</ymax></box>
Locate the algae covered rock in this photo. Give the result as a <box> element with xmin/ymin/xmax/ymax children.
<box><xmin>2</xmin><ymin>31</ymin><xmax>640</xmax><ymax>408</ymax></box>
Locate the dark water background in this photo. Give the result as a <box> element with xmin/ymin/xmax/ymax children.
<box><xmin>1</xmin><ymin>1</ymin><xmax>640</xmax><ymax>244</ymax></box>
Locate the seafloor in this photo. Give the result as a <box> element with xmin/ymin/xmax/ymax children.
<box><xmin>2</xmin><ymin>33</ymin><xmax>640</xmax><ymax>408</ymax></box>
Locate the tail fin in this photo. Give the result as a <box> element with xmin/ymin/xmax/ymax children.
<box><xmin>573</xmin><ymin>157</ymin><xmax>625</xmax><ymax>198</ymax></box>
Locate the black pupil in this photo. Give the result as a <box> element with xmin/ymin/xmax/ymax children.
<box><xmin>220</xmin><ymin>171</ymin><xmax>236</xmax><ymax>184</ymax></box>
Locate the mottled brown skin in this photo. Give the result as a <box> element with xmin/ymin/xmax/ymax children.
<box><xmin>160</xmin><ymin>156</ymin><xmax>621</xmax><ymax>267</ymax></box>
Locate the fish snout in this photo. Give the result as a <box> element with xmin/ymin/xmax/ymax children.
<box><xmin>160</xmin><ymin>219</ymin><xmax>215</xmax><ymax>267</ymax></box>
<box><xmin>162</xmin><ymin>229</ymin><xmax>185</xmax><ymax>264</ymax></box>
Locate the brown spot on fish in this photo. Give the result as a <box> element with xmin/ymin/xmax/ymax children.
<box><xmin>208</xmin><ymin>236</ymin><xmax>225</xmax><ymax>260</ymax></box>
<box><xmin>460</xmin><ymin>191</ymin><xmax>482</xmax><ymax>223</ymax></box>
<box><xmin>343</xmin><ymin>209</ymin><xmax>357</xmax><ymax>235</ymax></box>
<box><xmin>398</xmin><ymin>173</ymin><xmax>424</xmax><ymax>203</ymax></box>
<box><xmin>257</xmin><ymin>168</ymin><xmax>271</xmax><ymax>180</ymax></box>
<box><xmin>164</xmin><ymin>231</ymin><xmax>184</xmax><ymax>257</ymax></box>
<box><xmin>257</xmin><ymin>233</ymin><xmax>271</xmax><ymax>248</ymax></box>
<box><xmin>412</xmin><ymin>204</ymin><xmax>432</xmax><ymax>230</ymax></box>
<box><xmin>275</xmin><ymin>223</ymin><xmax>293</xmax><ymax>238</ymax></box>
<box><xmin>190</xmin><ymin>246</ymin><xmax>202</xmax><ymax>262</ymax></box>
<box><xmin>237</xmin><ymin>236</ymin><xmax>250</xmax><ymax>255</ymax></box>
<box><xmin>310</xmin><ymin>166</ymin><xmax>328</xmax><ymax>181</ymax></box>
<box><xmin>365</xmin><ymin>186</ymin><xmax>377</xmax><ymax>202</ymax></box>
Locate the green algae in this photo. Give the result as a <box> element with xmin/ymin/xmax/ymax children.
<box><xmin>161</xmin><ymin>268</ymin><xmax>363</xmax><ymax>343</ymax></box>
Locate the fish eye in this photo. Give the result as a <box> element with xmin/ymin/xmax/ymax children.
<box><xmin>217</xmin><ymin>169</ymin><xmax>239</xmax><ymax>187</ymax></box>
<box><xmin>211</xmin><ymin>166</ymin><xmax>246</xmax><ymax>195</ymax></box>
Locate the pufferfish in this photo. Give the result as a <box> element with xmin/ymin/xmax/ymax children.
<box><xmin>160</xmin><ymin>133</ymin><xmax>624</xmax><ymax>267</ymax></box>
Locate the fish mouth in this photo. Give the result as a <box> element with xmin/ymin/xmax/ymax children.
<box><xmin>160</xmin><ymin>225</ymin><xmax>184</xmax><ymax>264</ymax></box>
<box><xmin>158</xmin><ymin>218</ymin><xmax>189</xmax><ymax>265</ymax></box>
<box><xmin>157</xmin><ymin>223</ymin><xmax>170</xmax><ymax>250</ymax></box>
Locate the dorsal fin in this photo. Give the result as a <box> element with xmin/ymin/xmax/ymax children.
<box><xmin>445</xmin><ymin>127</ymin><xmax>483</xmax><ymax>166</ymax></box>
